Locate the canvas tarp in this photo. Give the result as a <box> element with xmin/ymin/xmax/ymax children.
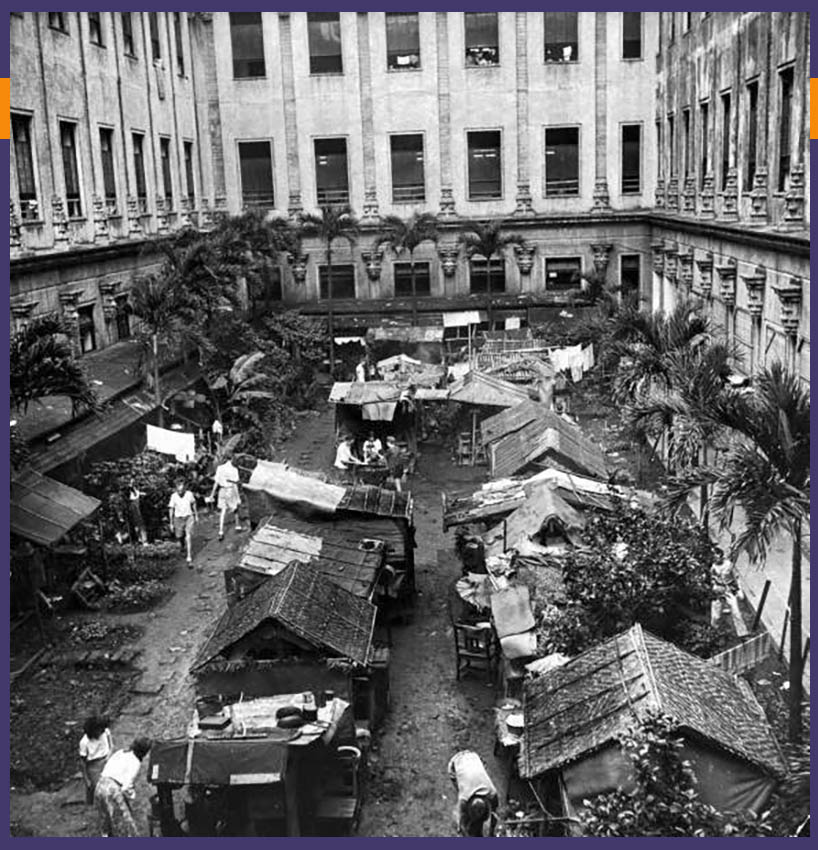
<box><xmin>442</xmin><ymin>310</ymin><xmax>485</xmax><ymax>328</ymax></box>
<box><xmin>490</xmin><ymin>585</ymin><xmax>535</xmax><ymax>639</ymax></box>
<box><xmin>246</xmin><ymin>461</ymin><xmax>345</xmax><ymax>514</ymax></box>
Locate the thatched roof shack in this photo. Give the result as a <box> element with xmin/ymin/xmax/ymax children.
<box><xmin>447</xmin><ymin>371</ymin><xmax>532</xmax><ymax>409</ymax></box>
<box><xmin>520</xmin><ymin>624</ymin><xmax>787</xmax><ymax>819</ymax></box>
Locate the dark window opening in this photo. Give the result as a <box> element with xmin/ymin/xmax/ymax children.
<box><xmin>720</xmin><ymin>91</ymin><xmax>731</xmax><ymax>191</ymax></box>
<box><xmin>174</xmin><ymin>12</ymin><xmax>184</xmax><ymax>75</ymax></box>
<box><xmin>132</xmin><ymin>133</ymin><xmax>148</xmax><ymax>212</ymax></box>
<box><xmin>48</xmin><ymin>12</ymin><xmax>67</xmax><ymax>32</ymax></box>
<box><xmin>394</xmin><ymin>262</ymin><xmax>431</xmax><ymax>297</ymax></box>
<box><xmin>386</xmin><ymin>13</ymin><xmax>420</xmax><ymax>70</ymax></box>
<box><xmin>149</xmin><ymin>12</ymin><xmax>160</xmax><ymax>60</ymax></box>
<box><xmin>78</xmin><ymin>305</ymin><xmax>96</xmax><ymax>353</ymax></box>
<box><xmin>122</xmin><ymin>13</ymin><xmax>135</xmax><ymax>56</ymax></box>
<box><xmin>700</xmin><ymin>101</ymin><xmax>709</xmax><ymax>187</ymax></box>
<box><xmin>12</xmin><ymin>114</ymin><xmax>38</xmax><ymax>220</ymax></box>
<box><xmin>545</xmin><ymin>126</ymin><xmax>579</xmax><ymax>196</ymax></box>
<box><xmin>669</xmin><ymin>12</ymin><xmax>676</xmax><ymax>42</ymax></box>
<box><xmin>250</xmin><ymin>264</ymin><xmax>283</xmax><ymax>317</ymax></box>
<box><xmin>467</xmin><ymin>130</ymin><xmax>502</xmax><ymax>199</ymax></box>
<box><xmin>308</xmin><ymin>12</ymin><xmax>343</xmax><ymax>75</ymax></box>
<box><xmin>682</xmin><ymin>109</ymin><xmax>691</xmax><ymax>178</ymax></box>
<box><xmin>655</xmin><ymin>120</ymin><xmax>662</xmax><ymax>179</ymax></box>
<box><xmin>544</xmin><ymin>12</ymin><xmax>578</xmax><ymax>62</ymax></box>
<box><xmin>99</xmin><ymin>128</ymin><xmax>117</xmax><ymax>211</ymax></box>
<box><xmin>159</xmin><ymin>137</ymin><xmax>173</xmax><ymax>210</ymax></box>
<box><xmin>184</xmin><ymin>141</ymin><xmax>195</xmax><ymax>205</ymax></box>
<box><xmin>684</xmin><ymin>12</ymin><xmax>692</xmax><ymax>31</ymax></box>
<box><xmin>622</xmin><ymin>12</ymin><xmax>642</xmax><ymax>59</ymax></box>
<box><xmin>88</xmin><ymin>12</ymin><xmax>103</xmax><ymax>46</ymax></box>
<box><xmin>667</xmin><ymin>114</ymin><xmax>675</xmax><ymax>176</ymax></box>
<box><xmin>390</xmin><ymin>134</ymin><xmax>425</xmax><ymax>203</ymax></box>
<box><xmin>465</xmin><ymin>12</ymin><xmax>498</xmax><ymax>66</ymax></box>
<box><xmin>314</xmin><ymin>138</ymin><xmax>349</xmax><ymax>205</ymax></box>
<box><xmin>230</xmin><ymin>12</ymin><xmax>266</xmax><ymax>78</ymax></box>
<box><xmin>115</xmin><ymin>296</ymin><xmax>131</xmax><ymax>341</ymax></box>
<box><xmin>60</xmin><ymin>121</ymin><xmax>82</xmax><ymax>218</ymax></box>
<box><xmin>319</xmin><ymin>264</ymin><xmax>356</xmax><ymax>300</ymax></box>
<box><xmin>621</xmin><ymin>124</ymin><xmax>641</xmax><ymax>194</ymax></box>
<box><xmin>746</xmin><ymin>81</ymin><xmax>758</xmax><ymax>190</ymax></box>
<box><xmin>238</xmin><ymin>141</ymin><xmax>274</xmax><ymax>210</ymax></box>
<box><xmin>545</xmin><ymin>257</ymin><xmax>581</xmax><ymax>291</ymax></box>
<box><xmin>469</xmin><ymin>258</ymin><xmax>505</xmax><ymax>294</ymax></box>
<box><xmin>778</xmin><ymin>67</ymin><xmax>793</xmax><ymax>192</ymax></box>
<box><xmin>620</xmin><ymin>255</ymin><xmax>640</xmax><ymax>302</ymax></box>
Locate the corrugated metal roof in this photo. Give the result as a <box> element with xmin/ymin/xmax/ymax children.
<box><xmin>11</xmin><ymin>469</ymin><xmax>101</xmax><ymax>546</ymax></box>
<box><xmin>448</xmin><ymin>371</ymin><xmax>532</xmax><ymax>408</ymax></box>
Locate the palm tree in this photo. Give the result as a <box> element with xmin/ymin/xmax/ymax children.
<box><xmin>376</xmin><ymin>212</ymin><xmax>439</xmax><ymax>322</ymax></box>
<box><xmin>10</xmin><ymin>315</ymin><xmax>98</xmax><ymax>414</ymax></box>
<box><xmin>458</xmin><ymin>219</ymin><xmax>524</xmax><ymax>297</ymax></box>
<box><xmin>298</xmin><ymin>205</ymin><xmax>360</xmax><ymax>370</ymax></box>
<box><xmin>664</xmin><ymin>362</ymin><xmax>810</xmax><ymax>742</ymax></box>
<box><xmin>207</xmin><ymin>351</ymin><xmax>277</xmax><ymax>434</ymax></box>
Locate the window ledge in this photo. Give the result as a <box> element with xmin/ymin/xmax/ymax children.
<box><xmin>91</xmin><ymin>42</ymin><xmax>106</xmax><ymax>49</ymax></box>
<box><xmin>20</xmin><ymin>218</ymin><xmax>45</xmax><ymax>227</ymax></box>
<box><xmin>465</xmin><ymin>63</ymin><xmax>500</xmax><ymax>70</ymax></box>
<box><xmin>621</xmin><ymin>57</ymin><xmax>644</xmax><ymax>63</ymax></box>
<box><xmin>309</xmin><ymin>72</ymin><xmax>345</xmax><ymax>78</ymax></box>
<box><xmin>543</xmin><ymin>59</ymin><xmax>580</xmax><ymax>65</ymax></box>
<box><xmin>233</xmin><ymin>75</ymin><xmax>267</xmax><ymax>81</ymax></box>
<box><xmin>387</xmin><ymin>66</ymin><xmax>422</xmax><ymax>74</ymax></box>
<box><xmin>467</xmin><ymin>195</ymin><xmax>504</xmax><ymax>202</ymax></box>
<box><xmin>67</xmin><ymin>217</ymin><xmax>87</xmax><ymax>223</ymax></box>
<box><xmin>49</xmin><ymin>26</ymin><xmax>69</xmax><ymax>35</ymax></box>
<box><xmin>544</xmin><ymin>193</ymin><xmax>580</xmax><ymax>200</ymax></box>
<box><xmin>124</xmin><ymin>52</ymin><xmax>138</xmax><ymax>60</ymax></box>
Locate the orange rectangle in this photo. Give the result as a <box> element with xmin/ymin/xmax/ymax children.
<box><xmin>0</xmin><ymin>78</ymin><xmax>8</xmax><ymax>140</ymax></box>
<box><xmin>812</xmin><ymin>78</ymin><xmax>818</xmax><ymax>140</ymax></box>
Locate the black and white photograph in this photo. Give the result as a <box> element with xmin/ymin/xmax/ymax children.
<box><xmin>8</xmin><ymin>10</ymin><xmax>810</xmax><ymax>838</ymax></box>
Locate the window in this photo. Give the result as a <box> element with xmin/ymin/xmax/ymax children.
<box><xmin>319</xmin><ymin>264</ymin><xmax>355</xmax><ymax>300</ymax></box>
<box><xmin>621</xmin><ymin>124</ymin><xmax>641</xmax><ymax>194</ymax></box>
<box><xmin>238</xmin><ymin>141</ymin><xmax>274</xmax><ymax>209</ymax></box>
<box><xmin>230</xmin><ymin>12</ymin><xmax>265</xmax><ymax>78</ymax></box>
<box><xmin>48</xmin><ymin>12</ymin><xmax>67</xmax><ymax>33</ymax></box>
<box><xmin>545</xmin><ymin>257</ymin><xmax>581</xmax><ymax>291</ymax></box>
<box><xmin>700</xmin><ymin>101</ymin><xmax>709</xmax><ymax>186</ymax></box>
<box><xmin>682</xmin><ymin>109</ymin><xmax>691</xmax><ymax>178</ymax></box>
<box><xmin>778</xmin><ymin>67</ymin><xmax>794</xmax><ymax>192</ymax></box>
<box><xmin>469</xmin><ymin>258</ymin><xmax>505</xmax><ymax>294</ymax></box>
<box><xmin>394</xmin><ymin>262</ymin><xmax>431</xmax><ymax>297</ymax></box>
<box><xmin>88</xmin><ymin>12</ymin><xmax>103</xmax><ymax>46</ymax></box>
<box><xmin>386</xmin><ymin>13</ymin><xmax>420</xmax><ymax>70</ymax></box>
<box><xmin>132</xmin><ymin>133</ymin><xmax>147</xmax><ymax>212</ymax></box>
<box><xmin>174</xmin><ymin>13</ymin><xmax>184</xmax><ymax>75</ymax></box>
<box><xmin>159</xmin><ymin>137</ymin><xmax>173</xmax><ymax>210</ymax></box>
<box><xmin>12</xmin><ymin>114</ymin><xmax>38</xmax><ymax>220</ymax></box>
<box><xmin>464</xmin><ymin>12</ymin><xmax>498</xmax><ymax>66</ymax></box>
<box><xmin>467</xmin><ymin>130</ymin><xmax>502</xmax><ymax>199</ymax></box>
<box><xmin>78</xmin><ymin>305</ymin><xmax>96</xmax><ymax>353</ymax></box>
<box><xmin>390</xmin><ymin>134</ymin><xmax>425</xmax><ymax>203</ymax></box>
<box><xmin>669</xmin><ymin>13</ymin><xmax>676</xmax><ymax>42</ymax></box>
<box><xmin>620</xmin><ymin>255</ymin><xmax>640</xmax><ymax>302</ymax></box>
<box><xmin>115</xmin><ymin>296</ymin><xmax>131</xmax><ymax>341</ymax></box>
<box><xmin>720</xmin><ymin>91</ymin><xmax>731</xmax><ymax>190</ymax></box>
<box><xmin>684</xmin><ymin>12</ymin><xmax>692</xmax><ymax>31</ymax></box>
<box><xmin>545</xmin><ymin>127</ymin><xmax>579</xmax><ymax>197</ymax></box>
<box><xmin>314</xmin><ymin>138</ymin><xmax>349</xmax><ymax>205</ymax></box>
<box><xmin>183</xmin><ymin>141</ymin><xmax>195</xmax><ymax>204</ymax></box>
<box><xmin>544</xmin><ymin>12</ymin><xmax>578</xmax><ymax>62</ymax></box>
<box><xmin>622</xmin><ymin>12</ymin><xmax>642</xmax><ymax>58</ymax></box>
<box><xmin>308</xmin><ymin>12</ymin><xmax>343</xmax><ymax>75</ymax></box>
<box><xmin>99</xmin><ymin>128</ymin><xmax>117</xmax><ymax>211</ymax></box>
<box><xmin>121</xmin><ymin>13</ymin><xmax>135</xmax><ymax>56</ymax></box>
<box><xmin>667</xmin><ymin>114</ymin><xmax>675</xmax><ymax>175</ymax></box>
<box><xmin>656</xmin><ymin>120</ymin><xmax>662</xmax><ymax>178</ymax></box>
<box><xmin>746</xmin><ymin>81</ymin><xmax>758</xmax><ymax>190</ymax></box>
<box><xmin>149</xmin><ymin>12</ymin><xmax>160</xmax><ymax>60</ymax></box>
<box><xmin>59</xmin><ymin>122</ymin><xmax>82</xmax><ymax>218</ymax></box>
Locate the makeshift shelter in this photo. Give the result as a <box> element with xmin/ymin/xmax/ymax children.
<box><xmin>481</xmin><ymin>401</ymin><xmax>608</xmax><ymax>480</ymax></box>
<box><xmin>192</xmin><ymin>562</ymin><xmax>388</xmax><ymax>728</ymax></box>
<box><xmin>484</xmin><ymin>358</ymin><xmax>556</xmax><ymax>407</ymax></box>
<box><xmin>149</xmin><ymin>694</ymin><xmax>358</xmax><ymax>836</ymax></box>
<box><xmin>520</xmin><ymin>624</ymin><xmax>788</xmax><ymax>821</ymax></box>
<box><xmin>329</xmin><ymin>381</ymin><xmax>421</xmax><ymax>453</ymax></box>
<box><xmin>226</xmin><ymin>520</ymin><xmax>387</xmax><ymax>604</ymax></box>
<box><xmin>447</xmin><ymin>371</ymin><xmax>531</xmax><ymax>409</ymax></box>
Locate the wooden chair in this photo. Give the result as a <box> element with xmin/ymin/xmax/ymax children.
<box><xmin>454</xmin><ymin>622</ymin><xmax>497</xmax><ymax>683</ymax></box>
<box><xmin>315</xmin><ymin>746</ymin><xmax>362</xmax><ymax>835</ymax></box>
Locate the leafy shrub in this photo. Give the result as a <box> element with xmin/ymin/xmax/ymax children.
<box><xmin>536</xmin><ymin>602</ymin><xmax>596</xmax><ymax>657</ymax></box>
<box><xmin>109</xmin><ymin>557</ymin><xmax>178</xmax><ymax>583</ymax></box>
<box><xmin>103</xmin><ymin>579</ymin><xmax>172</xmax><ymax>612</ymax></box>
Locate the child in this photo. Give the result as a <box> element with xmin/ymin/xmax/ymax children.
<box><xmin>79</xmin><ymin>715</ymin><xmax>113</xmax><ymax>805</ymax></box>
<box><xmin>168</xmin><ymin>478</ymin><xmax>198</xmax><ymax>567</ymax></box>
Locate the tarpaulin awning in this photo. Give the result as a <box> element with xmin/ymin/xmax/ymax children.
<box><xmin>334</xmin><ymin>336</ymin><xmax>365</xmax><ymax>346</ymax></box>
<box><xmin>246</xmin><ymin>461</ymin><xmax>345</xmax><ymax>514</ymax></box>
<box><xmin>368</xmin><ymin>326</ymin><xmax>445</xmax><ymax>343</ymax></box>
<box><xmin>442</xmin><ymin>310</ymin><xmax>486</xmax><ymax>328</ymax></box>
<box><xmin>377</xmin><ymin>354</ymin><xmax>422</xmax><ymax>370</ymax></box>
<box><xmin>11</xmin><ymin>469</ymin><xmax>101</xmax><ymax>547</ymax></box>
<box><xmin>362</xmin><ymin>402</ymin><xmax>398</xmax><ymax>421</ymax></box>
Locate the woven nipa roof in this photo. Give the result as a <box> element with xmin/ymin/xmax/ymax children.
<box><xmin>520</xmin><ymin>624</ymin><xmax>788</xmax><ymax>781</ymax></box>
<box><xmin>193</xmin><ymin>562</ymin><xmax>376</xmax><ymax>670</ymax></box>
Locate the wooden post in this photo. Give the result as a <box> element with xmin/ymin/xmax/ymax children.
<box><xmin>751</xmin><ymin>579</ymin><xmax>771</xmax><ymax>632</ymax></box>
<box><xmin>284</xmin><ymin>758</ymin><xmax>300</xmax><ymax>837</ymax></box>
<box><xmin>503</xmin><ymin>520</ymin><xmax>507</xmax><ymax>553</ymax></box>
<box><xmin>779</xmin><ymin>607</ymin><xmax>790</xmax><ymax>661</ymax></box>
<box><xmin>471</xmin><ymin>411</ymin><xmax>478</xmax><ymax>467</ymax></box>
<box><xmin>802</xmin><ymin>636</ymin><xmax>810</xmax><ymax>667</ymax></box>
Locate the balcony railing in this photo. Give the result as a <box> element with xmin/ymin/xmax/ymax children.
<box><xmin>316</xmin><ymin>187</ymin><xmax>350</xmax><ymax>205</ymax></box>
<box><xmin>392</xmin><ymin>184</ymin><xmax>425</xmax><ymax>203</ymax></box>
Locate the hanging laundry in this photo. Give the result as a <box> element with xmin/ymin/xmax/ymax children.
<box><xmin>582</xmin><ymin>345</ymin><xmax>594</xmax><ymax>371</ymax></box>
<box><xmin>146</xmin><ymin>424</ymin><xmax>196</xmax><ymax>462</ymax></box>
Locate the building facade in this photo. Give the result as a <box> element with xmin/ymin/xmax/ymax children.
<box><xmin>9</xmin><ymin>11</ymin><xmax>810</xmax><ymax>381</ymax></box>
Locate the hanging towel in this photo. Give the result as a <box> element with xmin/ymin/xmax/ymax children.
<box><xmin>146</xmin><ymin>425</ymin><xmax>196</xmax><ymax>462</ymax></box>
<box><xmin>582</xmin><ymin>345</ymin><xmax>594</xmax><ymax>371</ymax></box>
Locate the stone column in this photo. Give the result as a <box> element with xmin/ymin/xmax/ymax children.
<box><xmin>52</xmin><ymin>195</ymin><xmax>69</xmax><ymax>247</ymax></box>
<box><xmin>278</xmin><ymin>13</ymin><xmax>303</xmax><ymax>218</ymax></box>
<box><xmin>92</xmin><ymin>195</ymin><xmax>110</xmax><ymax>243</ymax></box>
<box><xmin>58</xmin><ymin>290</ymin><xmax>83</xmax><ymax>356</ymax></box>
<box><xmin>199</xmin><ymin>14</ymin><xmax>226</xmax><ymax>205</ymax></box>
<box><xmin>10</xmin><ymin>201</ymin><xmax>22</xmax><ymax>253</ymax></box>
<box><xmin>591</xmin><ymin>12</ymin><xmax>610</xmax><ymax>211</ymax></box>
<box><xmin>436</xmin><ymin>13</ymin><xmax>455</xmax><ymax>218</ymax></box>
<box><xmin>357</xmin><ymin>13</ymin><xmax>379</xmax><ymax>222</ymax></box>
<box><xmin>741</xmin><ymin>266</ymin><xmax>766</xmax><ymax>372</ymax></box>
<box><xmin>750</xmin><ymin>15</ymin><xmax>771</xmax><ymax>225</ymax></box>
<box><xmin>513</xmin><ymin>12</ymin><xmax>533</xmax><ymax>217</ymax></box>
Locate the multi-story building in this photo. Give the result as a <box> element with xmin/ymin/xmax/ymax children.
<box><xmin>9</xmin><ymin>11</ymin><xmax>810</xmax><ymax>382</ymax></box>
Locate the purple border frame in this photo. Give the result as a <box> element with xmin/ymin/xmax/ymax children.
<box><xmin>1</xmin><ymin>5</ymin><xmax>814</xmax><ymax>848</ymax></box>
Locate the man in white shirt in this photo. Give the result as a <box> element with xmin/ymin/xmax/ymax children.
<box><xmin>168</xmin><ymin>478</ymin><xmax>198</xmax><ymax>566</ymax></box>
<box><xmin>447</xmin><ymin>750</ymin><xmax>499</xmax><ymax>836</ymax></box>
<box><xmin>210</xmin><ymin>455</ymin><xmax>242</xmax><ymax>542</ymax></box>
<box><xmin>94</xmin><ymin>737</ymin><xmax>152</xmax><ymax>837</ymax></box>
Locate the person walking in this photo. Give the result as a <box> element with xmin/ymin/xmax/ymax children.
<box><xmin>447</xmin><ymin>750</ymin><xmax>499</xmax><ymax>837</ymax></box>
<box><xmin>127</xmin><ymin>480</ymin><xmax>149</xmax><ymax>546</ymax></box>
<box><xmin>168</xmin><ymin>478</ymin><xmax>198</xmax><ymax>567</ymax></box>
<box><xmin>79</xmin><ymin>715</ymin><xmax>113</xmax><ymax>805</ymax></box>
<box><xmin>94</xmin><ymin>737</ymin><xmax>152</xmax><ymax>837</ymax></box>
<box><xmin>384</xmin><ymin>436</ymin><xmax>405</xmax><ymax>493</ymax></box>
<box><xmin>210</xmin><ymin>454</ymin><xmax>242</xmax><ymax>542</ymax></box>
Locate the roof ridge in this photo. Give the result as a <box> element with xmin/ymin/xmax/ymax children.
<box><xmin>634</xmin><ymin>624</ymin><xmax>664</xmax><ymax>711</ymax></box>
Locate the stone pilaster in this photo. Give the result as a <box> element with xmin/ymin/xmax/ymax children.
<box><xmin>513</xmin><ymin>12</ymin><xmax>534</xmax><ymax>217</ymax></box>
<box><xmin>198</xmin><ymin>14</ymin><xmax>226</xmax><ymax>202</ymax></box>
<box><xmin>681</xmin><ymin>177</ymin><xmax>696</xmax><ymax>213</ymax></box>
<box><xmin>10</xmin><ymin>201</ymin><xmax>21</xmax><ymax>252</ymax></box>
<box><xmin>127</xmin><ymin>196</ymin><xmax>143</xmax><ymax>238</ymax></box>
<box><xmin>590</xmin><ymin>243</ymin><xmax>613</xmax><ymax>274</ymax></box>
<box><xmin>720</xmin><ymin>168</ymin><xmax>739</xmax><ymax>221</ymax></box>
<box><xmin>514</xmin><ymin>244</ymin><xmax>536</xmax><ymax>276</ymax></box>
<box><xmin>278</xmin><ymin>14</ymin><xmax>302</xmax><ymax>214</ymax></box>
<box><xmin>666</xmin><ymin>176</ymin><xmax>679</xmax><ymax>212</ymax></box>
<box><xmin>155</xmin><ymin>195</ymin><xmax>168</xmax><ymax>234</ymax></box>
<box><xmin>361</xmin><ymin>250</ymin><xmax>383</xmax><ymax>283</ymax></box>
<box><xmin>592</xmin><ymin>12</ymin><xmax>610</xmax><ymax>210</ymax></box>
<box><xmin>662</xmin><ymin>243</ymin><xmax>678</xmax><ymax>282</ymax></box>
<box><xmin>772</xmin><ymin>277</ymin><xmax>803</xmax><ymax>337</ymax></box>
<box><xmin>677</xmin><ymin>247</ymin><xmax>694</xmax><ymax>290</ymax></box>
<box><xmin>179</xmin><ymin>196</ymin><xmax>192</xmax><ymax>228</ymax></box>
<box><xmin>699</xmin><ymin>174</ymin><xmax>715</xmax><ymax>220</ymax></box>
<box><xmin>51</xmin><ymin>195</ymin><xmax>69</xmax><ymax>247</ymax></box>
<box><xmin>749</xmin><ymin>167</ymin><xmax>769</xmax><ymax>225</ymax></box>
<box><xmin>654</xmin><ymin>177</ymin><xmax>666</xmax><ymax>209</ymax></box>
<box><xmin>58</xmin><ymin>289</ymin><xmax>83</xmax><ymax>356</ymax></box>
<box><xmin>716</xmin><ymin>258</ymin><xmax>737</xmax><ymax>307</ymax></box>
<box><xmin>357</xmin><ymin>13</ymin><xmax>379</xmax><ymax>223</ymax></box>
<box><xmin>741</xmin><ymin>266</ymin><xmax>766</xmax><ymax>319</ymax></box>
<box><xmin>781</xmin><ymin>163</ymin><xmax>805</xmax><ymax>231</ymax></box>
<box><xmin>92</xmin><ymin>195</ymin><xmax>110</xmax><ymax>243</ymax></box>
<box><xmin>438</xmin><ymin>244</ymin><xmax>459</xmax><ymax>277</ymax></box>
<box><xmin>436</xmin><ymin>13</ymin><xmax>454</xmax><ymax>218</ymax></box>
<box><xmin>651</xmin><ymin>242</ymin><xmax>665</xmax><ymax>277</ymax></box>
<box><xmin>695</xmin><ymin>252</ymin><xmax>714</xmax><ymax>298</ymax></box>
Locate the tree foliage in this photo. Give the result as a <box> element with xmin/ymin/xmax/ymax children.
<box><xmin>458</xmin><ymin>219</ymin><xmax>525</xmax><ymax>294</ymax></box>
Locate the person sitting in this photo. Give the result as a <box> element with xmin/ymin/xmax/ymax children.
<box><xmin>334</xmin><ymin>436</ymin><xmax>363</xmax><ymax>470</ymax></box>
<box><xmin>362</xmin><ymin>432</ymin><xmax>384</xmax><ymax>465</ymax></box>
<box><xmin>447</xmin><ymin>750</ymin><xmax>499</xmax><ymax>837</ymax></box>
